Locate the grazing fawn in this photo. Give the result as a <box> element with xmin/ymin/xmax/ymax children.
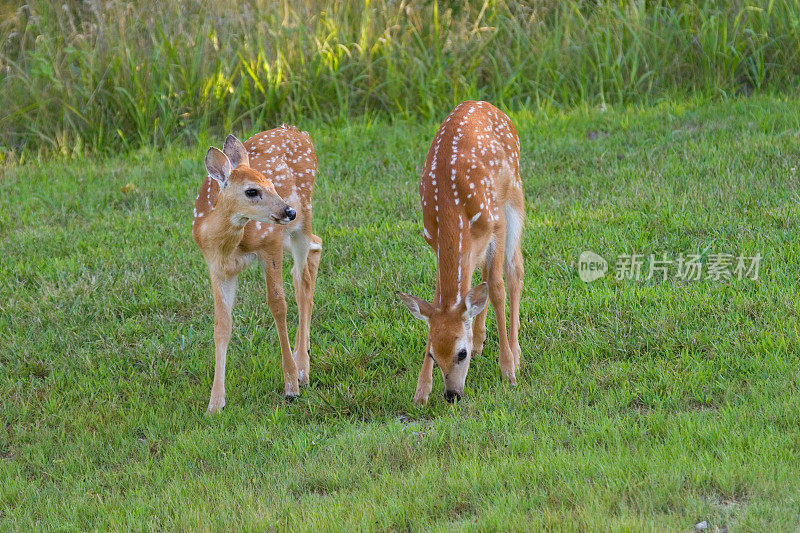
<box><xmin>192</xmin><ymin>128</ymin><xmax>322</xmax><ymax>413</ymax></box>
<box><xmin>397</xmin><ymin>101</ymin><xmax>524</xmax><ymax>405</ymax></box>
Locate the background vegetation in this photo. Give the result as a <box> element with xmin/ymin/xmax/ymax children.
<box><xmin>2</xmin><ymin>0</ymin><xmax>800</xmax><ymax>156</ymax></box>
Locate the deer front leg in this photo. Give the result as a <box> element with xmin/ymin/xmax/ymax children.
<box><xmin>472</xmin><ymin>263</ymin><xmax>489</xmax><ymax>356</ymax></box>
<box><xmin>414</xmin><ymin>349</ymin><xmax>435</xmax><ymax>406</ymax></box>
<box><xmin>263</xmin><ymin>246</ymin><xmax>300</xmax><ymax>398</ymax></box>
<box><xmin>207</xmin><ymin>275</ymin><xmax>238</xmax><ymax>414</ymax></box>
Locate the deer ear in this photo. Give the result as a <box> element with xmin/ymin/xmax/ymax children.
<box><xmin>205</xmin><ymin>147</ymin><xmax>232</xmax><ymax>187</ymax></box>
<box><xmin>223</xmin><ymin>134</ymin><xmax>250</xmax><ymax>169</ymax></box>
<box><xmin>396</xmin><ymin>291</ymin><xmax>434</xmax><ymax>323</ymax></box>
<box><xmin>463</xmin><ymin>282</ymin><xmax>489</xmax><ymax>319</ymax></box>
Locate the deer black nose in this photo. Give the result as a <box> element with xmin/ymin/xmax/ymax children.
<box><xmin>284</xmin><ymin>206</ymin><xmax>296</xmax><ymax>221</ymax></box>
<box><xmin>444</xmin><ymin>390</ymin><xmax>461</xmax><ymax>403</ymax></box>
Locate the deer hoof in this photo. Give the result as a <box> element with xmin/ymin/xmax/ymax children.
<box><xmin>298</xmin><ymin>369</ymin><xmax>309</xmax><ymax>388</ymax></box>
<box><xmin>206</xmin><ymin>398</ymin><xmax>225</xmax><ymax>415</ymax></box>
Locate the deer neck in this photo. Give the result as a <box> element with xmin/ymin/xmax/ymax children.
<box><xmin>204</xmin><ymin>198</ymin><xmax>248</xmax><ymax>259</ymax></box>
<box><xmin>434</xmin><ymin>213</ymin><xmax>471</xmax><ymax>308</ymax></box>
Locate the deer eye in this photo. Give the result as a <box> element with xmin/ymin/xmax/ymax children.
<box><xmin>244</xmin><ymin>188</ymin><xmax>260</xmax><ymax>198</ymax></box>
<box><xmin>457</xmin><ymin>349</ymin><xmax>468</xmax><ymax>362</ymax></box>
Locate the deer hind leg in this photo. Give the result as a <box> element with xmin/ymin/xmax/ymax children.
<box><xmin>505</xmin><ymin>243</ymin><xmax>524</xmax><ymax>372</ymax></box>
<box><xmin>288</xmin><ymin>230</ymin><xmax>322</xmax><ymax>387</ymax></box>
<box><xmin>263</xmin><ymin>244</ymin><xmax>300</xmax><ymax>398</ymax></box>
<box><xmin>503</xmin><ymin>201</ymin><xmax>524</xmax><ymax>371</ymax></box>
<box><xmin>487</xmin><ymin>234</ymin><xmax>516</xmax><ymax>386</ymax></box>
<box><xmin>207</xmin><ymin>274</ymin><xmax>238</xmax><ymax>414</ymax></box>
<box><xmin>303</xmin><ymin>234</ymin><xmax>323</xmax><ymax>354</ymax></box>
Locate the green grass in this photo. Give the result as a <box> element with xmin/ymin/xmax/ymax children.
<box><xmin>4</xmin><ymin>0</ymin><xmax>800</xmax><ymax>156</ymax></box>
<box><xmin>2</xmin><ymin>94</ymin><xmax>800</xmax><ymax>530</ymax></box>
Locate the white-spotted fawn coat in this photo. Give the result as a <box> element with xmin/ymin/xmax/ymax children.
<box><xmin>397</xmin><ymin>101</ymin><xmax>524</xmax><ymax>405</ymax></box>
<box><xmin>192</xmin><ymin>127</ymin><xmax>322</xmax><ymax>413</ymax></box>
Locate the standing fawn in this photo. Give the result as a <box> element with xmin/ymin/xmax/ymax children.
<box><xmin>397</xmin><ymin>101</ymin><xmax>524</xmax><ymax>405</ymax></box>
<box><xmin>192</xmin><ymin>127</ymin><xmax>322</xmax><ymax>414</ymax></box>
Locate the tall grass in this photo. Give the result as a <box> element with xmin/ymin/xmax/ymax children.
<box><xmin>1</xmin><ymin>0</ymin><xmax>800</xmax><ymax>156</ymax></box>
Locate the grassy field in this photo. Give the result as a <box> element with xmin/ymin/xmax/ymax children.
<box><xmin>2</xmin><ymin>94</ymin><xmax>800</xmax><ymax>530</ymax></box>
